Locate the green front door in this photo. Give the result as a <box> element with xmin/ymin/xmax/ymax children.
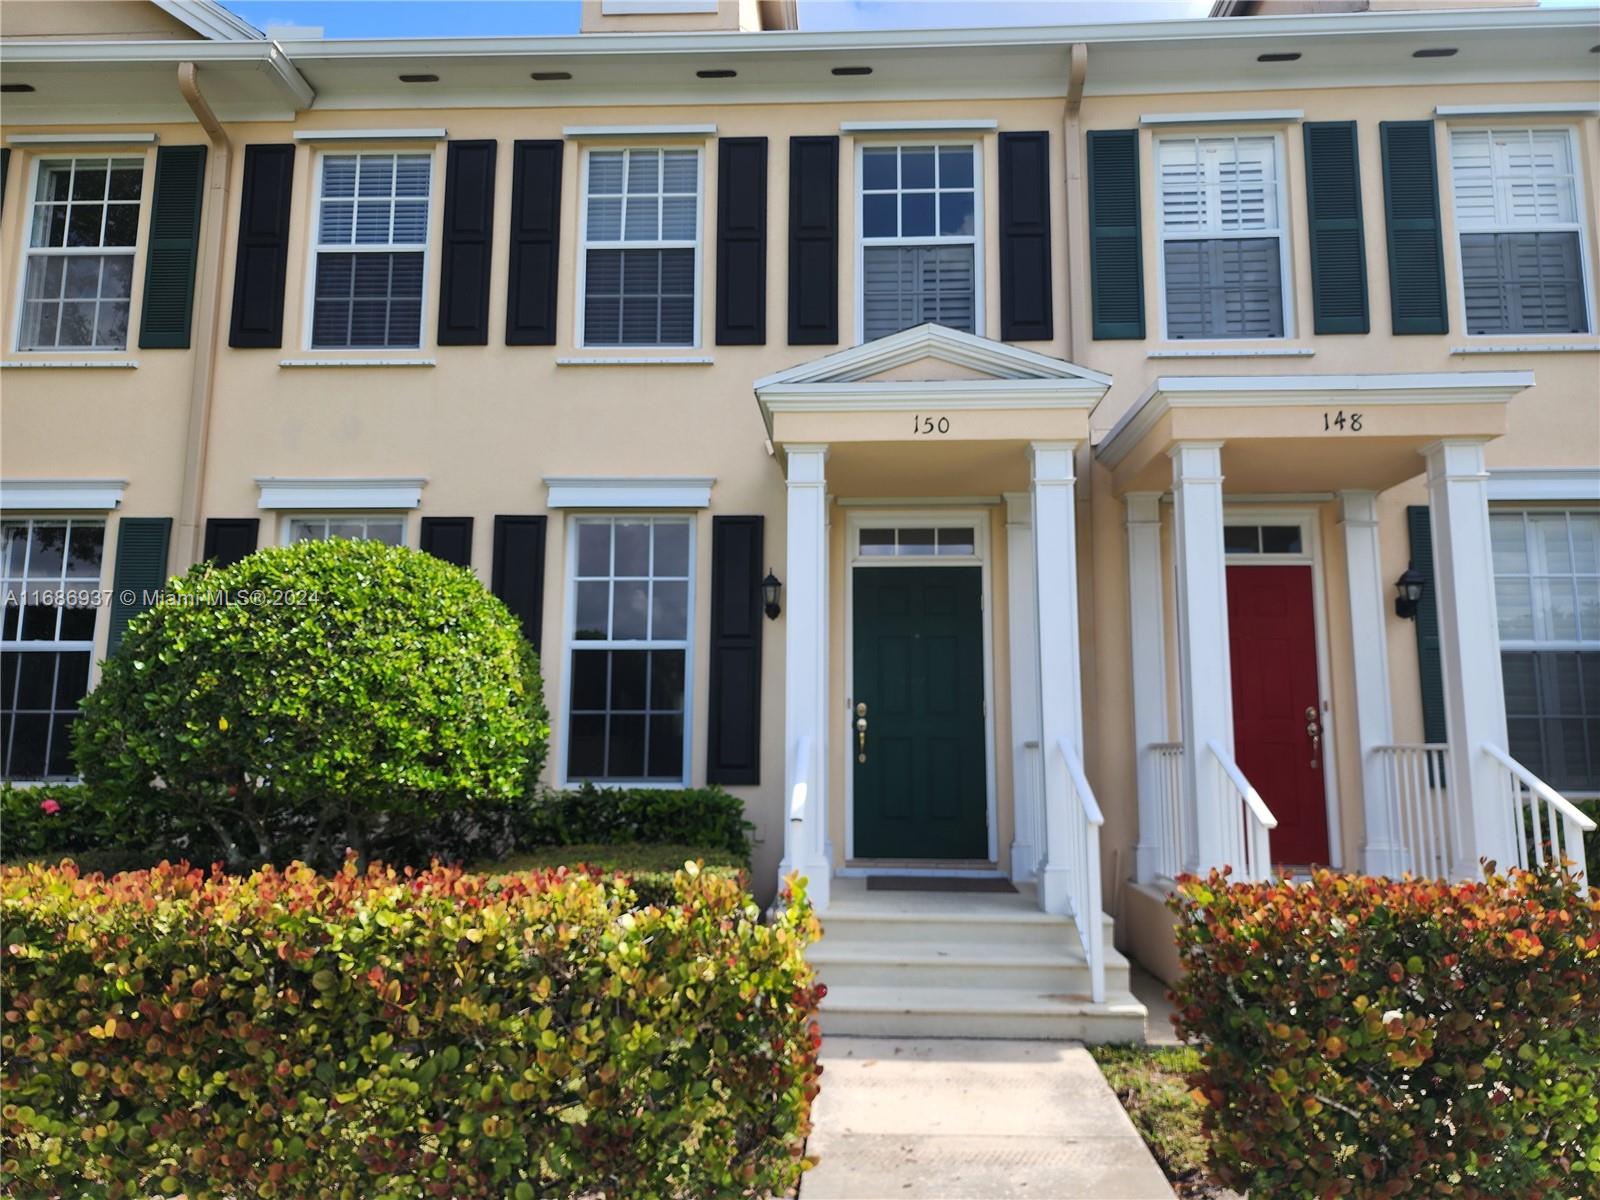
<box><xmin>852</xmin><ymin>566</ymin><xmax>988</xmax><ymax>860</ymax></box>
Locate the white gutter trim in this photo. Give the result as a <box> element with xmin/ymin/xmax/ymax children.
<box><xmin>562</xmin><ymin>123</ymin><xmax>716</xmax><ymax>138</ymax></box>
<box><xmin>1435</xmin><ymin>102</ymin><xmax>1600</xmax><ymax>118</ymax></box>
<box><xmin>6</xmin><ymin>132</ymin><xmax>158</xmax><ymax>145</ymax></box>
<box><xmin>840</xmin><ymin>119</ymin><xmax>999</xmax><ymax>133</ymax></box>
<box><xmin>293</xmin><ymin>128</ymin><xmax>446</xmax><ymax>141</ymax></box>
<box><xmin>1140</xmin><ymin>109</ymin><xmax>1303</xmax><ymax>126</ymax></box>
<box><xmin>151</xmin><ymin>0</ymin><xmax>265</xmax><ymax>42</ymax></box>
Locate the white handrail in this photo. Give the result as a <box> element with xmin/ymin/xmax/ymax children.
<box><xmin>1374</xmin><ymin>743</ymin><xmax>1454</xmax><ymax>879</ymax></box>
<box><xmin>1485</xmin><ymin>743</ymin><xmax>1593</xmax><ymax>884</ymax></box>
<box><xmin>1206</xmin><ymin>739</ymin><xmax>1277</xmax><ymax>882</ymax></box>
<box><xmin>1484</xmin><ymin>744</ymin><xmax>1597</xmax><ymax>832</ymax></box>
<box><xmin>1061</xmin><ymin>738</ymin><xmax>1105</xmax><ymax>828</ymax></box>
<box><xmin>788</xmin><ymin>734</ymin><xmax>812</xmax><ymax>824</ymax></box>
<box><xmin>1207</xmin><ymin>739</ymin><xmax>1278</xmax><ymax>830</ymax></box>
<box><xmin>1148</xmin><ymin>742</ymin><xmax>1185</xmax><ymax>881</ymax></box>
<box><xmin>1056</xmin><ymin>737</ymin><xmax>1106</xmax><ymax>1004</ymax></box>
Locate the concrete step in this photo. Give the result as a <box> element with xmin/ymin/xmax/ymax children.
<box><xmin>819</xmin><ymin>906</ymin><xmax>1102</xmax><ymax>950</ymax></box>
<box><xmin>807</xmin><ymin>940</ymin><xmax>1123</xmax><ymax>994</ymax></box>
<box><xmin>818</xmin><ymin>983</ymin><xmax>1148</xmax><ymax>1043</ymax></box>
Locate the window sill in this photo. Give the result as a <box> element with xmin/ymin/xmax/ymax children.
<box><xmin>557</xmin><ymin>355</ymin><xmax>715</xmax><ymax>366</ymax></box>
<box><xmin>278</xmin><ymin>358</ymin><xmax>437</xmax><ymax>368</ymax></box>
<box><xmin>1148</xmin><ymin>347</ymin><xmax>1314</xmax><ymax>359</ymax></box>
<box><xmin>1449</xmin><ymin>343</ymin><xmax>1599</xmax><ymax>355</ymax></box>
<box><xmin>2</xmin><ymin>359</ymin><xmax>138</xmax><ymax>369</ymax></box>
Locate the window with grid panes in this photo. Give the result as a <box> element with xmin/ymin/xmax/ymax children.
<box><xmin>311</xmin><ymin>152</ymin><xmax>431</xmax><ymax>349</ymax></box>
<box><xmin>1491</xmin><ymin>509</ymin><xmax>1600</xmax><ymax>791</ymax></box>
<box><xmin>566</xmin><ymin>517</ymin><xmax>692</xmax><ymax>784</ymax></box>
<box><xmin>1</xmin><ymin>519</ymin><xmax>105</xmax><ymax>779</ymax></box>
<box><xmin>581</xmin><ymin>148</ymin><xmax>700</xmax><ymax>347</ymax></box>
<box><xmin>288</xmin><ymin>517</ymin><xmax>405</xmax><ymax>546</ymax></box>
<box><xmin>1450</xmin><ymin>129</ymin><xmax>1590</xmax><ymax>336</ymax></box>
<box><xmin>860</xmin><ymin>144</ymin><xmax>978</xmax><ymax>341</ymax></box>
<box><xmin>18</xmin><ymin>157</ymin><xmax>143</xmax><ymax>351</ymax></box>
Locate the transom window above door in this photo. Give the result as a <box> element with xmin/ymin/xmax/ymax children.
<box><xmin>19</xmin><ymin>157</ymin><xmax>144</xmax><ymax>351</ymax></box>
<box><xmin>1157</xmin><ymin>135</ymin><xmax>1287</xmax><ymax>340</ymax></box>
<box><xmin>858</xmin><ymin>526</ymin><xmax>976</xmax><ymax>558</ymax></box>
<box><xmin>581</xmin><ymin>148</ymin><xmax>701</xmax><ymax>348</ymax></box>
<box><xmin>860</xmin><ymin>143</ymin><xmax>979</xmax><ymax>342</ymax></box>
<box><xmin>1224</xmin><ymin>524</ymin><xmax>1303</xmax><ymax>555</ymax></box>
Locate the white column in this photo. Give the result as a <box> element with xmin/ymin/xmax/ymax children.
<box><xmin>1125</xmin><ymin>492</ymin><xmax>1169</xmax><ymax>884</ymax></box>
<box><xmin>1004</xmin><ymin>492</ymin><xmax>1043</xmax><ymax>883</ymax></box>
<box><xmin>1423</xmin><ymin>439</ymin><xmax>1514</xmax><ymax>877</ymax></box>
<box><xmin>1029</xmin><ymin>442</ymin><xmax>1085</xmax><ymax>914</ymax></box>
<box><xmin>1169</xmin><ymin>442</ymin><xmax>1233</xmax><ymax>874</ymax></box>
<box><xmin>1338</xmin><ymin>490</ymin><xmax>1403</xmax><ymax>877</ymax></box>
<box><xmin>779</xmin><ymin>444</ymin><xmax>832</xmax><ymax>911</ymax></box>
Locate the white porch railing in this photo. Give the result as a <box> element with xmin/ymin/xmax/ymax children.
<box><xmin>1206</xmin><ymin>739</ymin><xmax>1278</xmax><ymax>883</ymax></box>
<box><xmin>1054</xmin><ymin>737</ymin><xmax>1106</xmax><ymax>1004</ymax></box>
<box><xmin>1486</xmin><ymin>744</ymin><xmax>1594</xmax><ymax>886</ymax></box>
<box><xmin>1148</xmin><ymin>742</ymin><xmax>1185</xmax><ymax>881</ymax></box>
<box><xmin>1374</xmin><ymin>743</ymin><xmax>1456</xmax><ymax>879</ymax></box>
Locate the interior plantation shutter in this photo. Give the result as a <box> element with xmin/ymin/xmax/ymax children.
<box><xmin>505</xmin><ymin>140</ymin><xmax>564</xmax><ymax>346</ymax></box>
<box><xmin>707</xmin><ymin>515</ymin><xmax>764</xmax><ymax>786</ymax></box>
<box><xmin>437</xmin><ymin>140</ymin><xmax>498</xmax><ymax>346</ymax></box>
<box><xmin>420</xmin><ymin>517</ymin><xmax>475</xmax><ymax>567</ymax></box>
<box><xmin>491</xmin><ymin>515</ymin><xmax>547</xmax><ymax>653</ymax></box>
<box><xmin>138</xmin><ymin>144</ymin><xmax>208</xmax><ymax>349</ymax></box>
<box><xmin>1406</xmin><ymin>506</ymin><xmax>1448</xmax><ymax>745</ymax></box>
<box><xmin>716</xmin><ymin>137</ymin><xmax>768</xmax><ymax>345</ymax></box>
<box><xmin>998</xmin><ymin>130</ymin><xmax>1054</xmax><ymax>342</ymax></box>
<box><xmin>1380</xmin><ymin>121</ymin><xmax>1448</xmax><ymax>335</ymax></box>
<box><xmin>202</xmin><ymin>518</ymin><xmax>259</xmax><ymax>567</ymax></box>
<box><xmin>108</xmin><ymin>517</ymin><xmax>173</xmax><ymax>654</ymax></box>
<box><xmin>1162</xmin><ymin>237</ymin><xmax>1282</xmax><ymax>340</ymax></box>
<box><xmin>1303</xmin><ymin>121</ymin><xmax>1370</xmax><ymax>335</ymax></box>
<box><xmin>228</xmin><ymin>144</ymin><xmax>296</xmax><ymax>349</ymax></box>
<box><xmin>787</xmin><ymin>135</ymin><xmax>839</xmax><ymax>345</ymax></box>
<box><xmin>1086</xmin><ymin>129</ymin><xmax>1144</xmax><ymax>340</ymax></box>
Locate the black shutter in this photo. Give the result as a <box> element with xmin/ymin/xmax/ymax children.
<box><xmin>1087</xmin><ymin>129</ymin><xmax>1144</xmax><ymax>340</ymax></box>
<box><xmin>420</xmin><ymin>516</ymin><xmax>475</xmax><ymax>568</ymax></box>
<box><xmin>1406</xmin><ymin>506</ymin><xmax>1447</xmax><ymax>745</ymax></box>
<box><xmin>788</xmin><ymin>135</ymin><xmax>839</xmax><ymax>345</ymax></box>
<box><xmin>437</xmin><ymin>140</ymin><xmax>498</xmax><ymax>346</ymax></box>
<box><xmin>139</xmin><ymin>145</ymin><xmax>207</xmax><ymax>349</ymax></box>
<box><xmin>108</xmin><ymin>517</ymin><xmax>173</xmax><ymax>653</ymax></box>
<box><xmin>716</xmin><ymin>137</ymin><xmax>768</xmax><ymax>346</ymax></box>
<box><xmin>998</xmin><ymin>131</ymin><xmax>1054</xmax><ymax>343</ymax></box>
<box><xmin>505</xmin><ymin>140</ymin><xmax>564</xmax><ymax>346</ymax></box>
<box><xmin>491</xmin><ymin>515</ymin><xmax>547</xmax><ymax>652</ymax></box>
<box><xmin>1380</xmin><ymin>121</ymin><xmax>1448</xmax><ymax>335</ymax></box>
<box><xmin>707</xmin><ymin>516</ymin><xmax>764</xmax><ymax>786</ymax></box>
<box><xmin>1</xmin><ymin>148</ymin><xmax>10</xmax><ymax>215</ymax></box>
<box><xmin>228</xmin><ymin>144</ymin><xmax>296</xmax><ymax>349</ymax></box>
<box><xmin>202</xmin><ymin>518</ymin><xmax>259</xmax><ymax>567</ymax></box>
<box><xmin>1304</xmin><ymin>121</ymin><xmax>1369</xmax><ymax>335</ymax></box>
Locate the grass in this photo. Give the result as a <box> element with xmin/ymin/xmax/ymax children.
<box><xmin>482</xmin><ymin>842</ymin><xmax>747</xmax><ymax>875</ymax></box>
<box><xmin>1089</xmin><ymin>1043</ymin><xmax>1226</xmax><ymax>1199</ymax></box>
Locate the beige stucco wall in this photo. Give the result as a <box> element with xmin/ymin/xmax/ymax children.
<box><xmin>0</xmin><ymin>1</ymin><xmax>202</xmax><ymax>41</ymax></box>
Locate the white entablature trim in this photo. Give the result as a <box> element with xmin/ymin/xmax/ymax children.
<box><xmin>0</xmin><ymin>479</ymin><xmax>128</xmax><ymax>511</ymax></box>
<box><xmin>1095</xmin><ymin>371</ymin><xmax>1536</xmax><ymax>468</ymax></box>
<box><xmin>544</xmin><ymin>477</ymin><xmax>715</xmax><ymax>509</ymax></box>
<box><xmin>1486</xmin><ymin>467</ymin><xmax>1600</xmax><ymax>502</ymax></box>
<box><xmin>255</xmin><ymin>477</ymin><xmax>426</xmax><ymax>510</ymax></box>
<box><xmin>755</xmin><ymin>323</ymin><xmax>1112</xmax><ymax>388</ymax></box>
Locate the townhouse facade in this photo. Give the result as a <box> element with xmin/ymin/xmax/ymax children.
<box><xmin>2</xmin><ymin>0</ymin><xmax>1597</xmax><ymax>1032</ymax></box>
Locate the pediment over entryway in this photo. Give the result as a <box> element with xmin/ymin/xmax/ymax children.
<box><xmin>755</xmin><ymin>323</ymin><xmax>1110</xmax><ymax>389</ymax></box>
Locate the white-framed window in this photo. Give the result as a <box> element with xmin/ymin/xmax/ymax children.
<box><xmin>309</xmin><ymin>151</ymin><xmax>432</xmax><ymax>349</ymax></box>
<box><xmin>1156</xmin><ymin>134</ymin><xmax>1288</xmax><ymax>340</ymax></box>
<box><xmin>565</xmin><ymin>516</ymin><xmax>693</xmax><ymax>784</ymax></box>
<box><xmin>17</xmin><ymin>157</ymin><xmax>144</xmax><ymax>351</ymax></box>
<box><xmin>288</xmin><ymin>516</ymin><xmax>406</xmax><ymax>545</ymax></box>
<box><xmin>1449</xmin><ymin>128</ymin><xmax>1591</xmax><ymax>336</ymax></box>
<box><xmin>1</xmin><ymin>518</ymin><xmax>106</xmax><ymax>779</ymax></box>
<box><xmin>579</xmin><ymin>147</ymin><xmax>701</xmax><ymax>348</ymax></box>
<box><xmin>857</xmin><ymin>526</ymin><xmax>977</xmax><ymax>559</ymax></box>
<box><xmin>859</xmin><ymin>142</ymin><xmax>979</xmax><ymax>342</ymax></box>
<box><xmin>1491</xmin><ymin>509</ymin><xmax>1600</xmax><ymax>792</ymax></box>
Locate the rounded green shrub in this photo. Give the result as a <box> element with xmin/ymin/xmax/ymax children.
<box><xmin>74</xmin><ymin>538</ymin><xmax>548</xmax><ymax>869</ymax></box>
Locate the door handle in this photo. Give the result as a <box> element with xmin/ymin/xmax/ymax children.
<box><xmin>856</xmin><ymin>702</ymin><xmax>868</xmax><ymax>763</ymax></box>
<box><xmin>1305</xmin><ymin>705</ymin><xmax>1320</xmax><ymax>770</ymax></box>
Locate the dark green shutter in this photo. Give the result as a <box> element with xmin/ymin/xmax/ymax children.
<box><xmin>1406</xmin><ymin>506</ymin><xmax>1447</xmax><ymax>744</ymax></box>
<box><xmin>1380</xmin><ymin>121</ymin><xmax>1448</xmax><ymax>335</ymax></box>
<box><xmin>1087</xmin><ymin>129</ymin><xmax>1144</xmax><ymax>340</ymax></box>
<box><xmin>139</xmin><ymin>145</ymin><xmax>207</xmax><ymax>349</ymax></box>
<box><xmin>1</xmin><ymin>148</ymin><xmax>10</xmax><ymax>215</ymax></box>
<box><xmin>1304</xmin><ymin>121</ymin><xmax>1369</xmax><ymax>335</ymax></box>
<box><xmin>108</xmin><ymin>517</ymin><xmax>173</xmax><ymax>653</ymax></box>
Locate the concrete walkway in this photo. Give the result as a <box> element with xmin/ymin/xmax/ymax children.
<box><xmin>800</xmin><ymin>1037</ymin><xmax>1177</xmax><ymax>1200</ymax></box>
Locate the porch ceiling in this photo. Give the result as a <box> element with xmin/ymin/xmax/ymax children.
<box><xmin>1094</xmin><ymin>372</ymin><xmax>1533</xmax><ymax>495</ymax></box>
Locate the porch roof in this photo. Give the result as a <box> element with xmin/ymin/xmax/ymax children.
<box><xmin>1092</xmin><ymin>371</ymin><xmax>1534</xmax><ymax>495</ymax></box>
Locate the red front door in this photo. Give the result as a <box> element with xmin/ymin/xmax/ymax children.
<box><xmin>1226</xmin><ymin>564</ymin><xmax>1329</xmax><ymax>866</ymax></box>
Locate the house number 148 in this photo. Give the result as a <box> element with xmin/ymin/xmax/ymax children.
<box><xmin>912</xmin><ymin>415</ymin><xmax>951</xmax><ymax>435</ymax></box>
<box><xmin>1323</xmin><ymin>410</ymin><xmax>1363</xmax><ymax>432</ymax></box>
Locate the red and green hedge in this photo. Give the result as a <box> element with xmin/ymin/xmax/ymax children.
<box><xmin>1170</xmin><ymin>867</ymin><xmax>1600</xmax><ymax>1199</ymax></box>
<box><xmin>1</xmin><ymin>858</ymin><xmax>822</xmax><ymax>1199</ymax></box>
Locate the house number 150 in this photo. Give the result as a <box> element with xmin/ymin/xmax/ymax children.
<box><xmin>912</xmin><ymin>415</ymin><xmax>951</xmax><ymax>435</ymax></box>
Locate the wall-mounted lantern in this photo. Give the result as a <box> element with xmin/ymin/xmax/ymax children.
<box><xmin>762</xmin><ymin>569</ymin><xmax>783</xmax><ymax>620</ymax></box>
<box><xmin>1394</xmin><ymin>566</ymin><xmax>1425</xmax><ymax>620</ymax></box>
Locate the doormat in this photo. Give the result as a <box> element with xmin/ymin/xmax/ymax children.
<box><xmin>866</xmin><ymin>876</ymin><xmax>1017</xmax><ymax>893</ymax></box>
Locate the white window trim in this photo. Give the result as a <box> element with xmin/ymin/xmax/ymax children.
<box><xmin>853</xmin><ymin>137</ymin><xmax>986</xmax><ymax>346</ymax></box>
<box><xmin>301</xmin><ymin>147</ymin><xmax>436</xmax><ymax>353</ymax></box>
<box><xmin>0</xmin><ymin>479</ymin><xmax>126</xmax><ymax>511</ymax></box>
<box><xmin>575</xmin><ymin>144</ymin><xmax>705</xmax><ymax>351</ymax></box>
<box><xmin>544</xmin><ymin>476</ymin><xmax>714</xmax><ymax>509</ymax></box>
<box><xmin>1446</xmin><ymin>124</ymin><xmax>1597</xmax><ymax>341</ymax></box>
<box><xmin>12</xmin><ymin>153</ymin><xmax>146</xmax><ymax>355</ymax></box>
<box><xmin>256</xmin><ymin>476</ymin><xmax>425</xmax><ymax>510</ymax></box>
<box><xmin>557</xmin><ymin>513</ymin><xmax>697</xmax><ymax>789</ymax></box>
<box><xmin>1487</xmin><ymin>468</ymin><xmax>1600</xmax><ymax>503</ymax></box>
<box><xmin>1490</xmin><ymin>507</ymin><xmax>1600</xmax><ymax>651</ymax></box>
<box><xmin>1153</xmin><ymin>130</ymin><xmax>1295</xmax><ymax>343</ymax></box>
